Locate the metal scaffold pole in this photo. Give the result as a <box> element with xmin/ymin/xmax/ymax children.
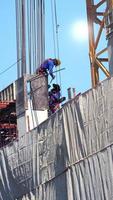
<box><xmin>15</xmin><ymin>0</ymin><xmax>45</xmax><ymax>78</ymax></box>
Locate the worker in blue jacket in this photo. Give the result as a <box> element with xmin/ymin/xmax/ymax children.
<box><xmin>36</xmin><ymin>58</ymin><xmax>61</xmax><ymax>79</ymax></box>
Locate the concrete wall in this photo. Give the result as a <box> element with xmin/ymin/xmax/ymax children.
<box><xmin>1</xmin><ymin>77</ymin><xmax>113</xmax><ymax>199</ymax></box>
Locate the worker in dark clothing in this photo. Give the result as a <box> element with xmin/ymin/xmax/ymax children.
<box><xmin>49</xmin><ymin>84</ymin><xmax>61</xmax><ymax>114</ymax></box>
<box><xmin>49</xmin><ymin>84</ymin><xmax>66</xmax><ymax>114</ymax></box>
<box><xmin>36</xmin><ymin>58</ymin><xmax>61</xmax><ymax>79</ymax></box>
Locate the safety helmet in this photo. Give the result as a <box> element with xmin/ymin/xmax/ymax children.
<box><xmin>53</xmin><ymin>58</ymin><xmax>61</xmax><ymax>66</ymax></box>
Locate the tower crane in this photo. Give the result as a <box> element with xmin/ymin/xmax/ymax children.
<box><xmin>86</xmin><ymin>0</ymin><xmax>113</xmax><ymax>87</ymax></box>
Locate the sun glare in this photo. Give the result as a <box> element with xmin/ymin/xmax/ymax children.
<box><xmin>71</xmin><ymin>20</ymin><xmax>88</xmax><ymax>42</ymax></box>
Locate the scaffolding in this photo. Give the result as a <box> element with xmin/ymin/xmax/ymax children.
<box><xmin>0</xmin><ymin>101</ymin><xmax>17</xmax><ymax>148</ymax></box>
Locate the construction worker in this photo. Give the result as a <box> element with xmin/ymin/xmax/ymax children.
<box><xmin>49</xmin><ymin>84</ymin><xmax>61</xmax><ymax>114</ymax></box>
<box><xmin>48</xmin><ymin>84</ymin><xmax>66</xmax><ymax>114</ymax></box>
<box><xmin>36</xmin><ymin>58</ymin><xmax>61</xmax><ymax>79</ymax></box>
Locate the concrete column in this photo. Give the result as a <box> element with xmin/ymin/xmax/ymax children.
<box><xmin>67</xmin><ymin>88</ymin><xmax>72</xmax><ymax>100</ymax></box>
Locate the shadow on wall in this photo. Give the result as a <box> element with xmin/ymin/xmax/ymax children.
<box><xmin>53</xmin><ymin>96</ymin><xmax>86</xmax><ymax>200</ymax></box>
<box><xmin>54</xmin><ymin>143</ymin><xmax>68</xmax><ymax>200</ymax></box>
<box><xmin>0</xmin><ymin>148</ymin><xmax>25</xmax><ymax>199</ymax></box>
<box><xmin>53</xmin><ymin>110</ymin><xmax>69</xmax><ymax>200</ymax></box>
<box><xmin>0</xmin><ymin>147</ymin><xmax>35</xmax><ymax>200</ymax></box>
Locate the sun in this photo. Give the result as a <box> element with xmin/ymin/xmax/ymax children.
<box><xmin>70</xmin><ymin>20</ymin><xmax>88</xmax><ymax>42</ymax></box>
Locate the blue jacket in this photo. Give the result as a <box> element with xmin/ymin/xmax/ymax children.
<box><xmin>40</xmin><ymin>59</ymin><xmax>55</xmax><ymax>78</ymax></box>
<box><xmin>52</xmin><ymin>91</ymin><xmax>61</xmax><ymax>100</ymax></box>
<box><xmin>49</xmin><ymin>91</ymin><xmax>61</xmax><ymax>103</ymax></box>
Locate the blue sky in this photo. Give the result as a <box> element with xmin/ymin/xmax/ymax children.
<box><xmin>0</xmin><ymin>1</ymin><xmax>91</xmax><ymax>97</ymax></box>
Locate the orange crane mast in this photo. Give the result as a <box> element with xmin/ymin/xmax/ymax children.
<box><xmin>86</xmin><ymin>0</ymin><xmax>110</xmax><ymax>87</ymax></box>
